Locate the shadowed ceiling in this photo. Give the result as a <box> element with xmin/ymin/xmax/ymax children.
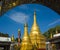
<box><xmin>0</xmin><ymin>0</ymin><xmax>60</xmax><ymax>15</ymax></box>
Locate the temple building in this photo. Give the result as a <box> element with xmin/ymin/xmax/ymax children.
<box><xmin>49</xmin><ymin>30</ymin><xmax>60</xmax><ymax>50</ymax></box>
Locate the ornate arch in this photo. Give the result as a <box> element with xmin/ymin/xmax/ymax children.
<box><xmin>0</xmin><ymin>0</ymin><xmax>60</xmax><ymax>15</ymax></box>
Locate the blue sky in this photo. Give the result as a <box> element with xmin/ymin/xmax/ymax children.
<box><xmin>0</xmin><ymin>4</ymin><xmax>60</xmax><ymax>38</ymax></box>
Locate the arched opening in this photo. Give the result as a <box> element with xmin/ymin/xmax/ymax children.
<box><xmin>0</xmin><ymin>3</ymin><xmax>60</xmax><ymax>50</ymax></box>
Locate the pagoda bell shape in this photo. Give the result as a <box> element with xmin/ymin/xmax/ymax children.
<box><xmin>20</xmin><ymin>23</ymin><xmax>32</xmax><ymax>50</ymax></box>
<box><xmin>30</xmin><ymin>11</ymin><xmax>46</xmax><ymax>49</ymax></box>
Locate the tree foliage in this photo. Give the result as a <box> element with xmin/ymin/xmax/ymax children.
<box><xmin>43</xmin><ymin>25</ymin><xmax>60</xmax><ymax>39</ymax></box>
<box><xmin>0</xmin><ymin>32</ymin><xmax>9</xmax><ymax>37</ymax></box>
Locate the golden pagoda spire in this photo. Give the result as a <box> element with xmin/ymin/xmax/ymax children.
<box><xmin>34</xmin><ymin>10</ymin><xmax>36</xmax><ymax>24</ymax></box>
<box><xmin>50</xmin><ymin>32</ymin><xmax>53</xmax><ymax>39</ymax></box>
<box><xmin>30</xmin><ymin>11</ymin><xmax>46</xmax><ymax>49</ymax></box>
<box><xmin>30</xmin><ymin>10</ymin><xmax>40</xmax><ymax>32</ymax></box>
<box><xmin>56</xmin><ymin>28</ymin><xmax>58</xmax><ymax>34</ymax></box>
<box><xmin>24</xmin><ymin>23</ymin><xmax>28</xmax><ymax>36</ymax></box>
<box><xmin>11</xmin><ymin>33</ymin><xmax>14</xmax><ymax>42</ymax></box>
<box><xmin>20</xmin><ymin>23</ymin><xmax>32</xmax><ymax>50</ymax></box>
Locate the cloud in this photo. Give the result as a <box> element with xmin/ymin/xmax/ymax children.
<box><xmin>6</xmin><ymin>12</ymin><xmax>29</xmax><ymax>24</ymax></box>
<box><xmin>48</xmin><ymin>19</ymin><xmax>60</xmax><ymax>26</ymax></box>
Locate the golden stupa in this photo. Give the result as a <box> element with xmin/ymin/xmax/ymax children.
<box><xmin>20</xmin><ymin>23</ymin><xmax>32</xmax><ymax>50</ymax></box>
<box><xmin>30</xmin><ymin>11</ymin><xmax>46</xmax><ymax>49</ymax></box>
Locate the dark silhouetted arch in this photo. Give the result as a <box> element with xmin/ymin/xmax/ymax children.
<box><xmin>0</xmin><ymin>0</ymin><xmax>60</xmax><ymax>15</ymax></box>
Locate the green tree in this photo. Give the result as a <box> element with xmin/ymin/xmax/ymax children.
<box><xmin>0</xmin><ymin>32</ymin><xmax>9</xmax><ymax>37</ymax></box>
<box><xmin>43</xmin><ymin>25</ymin><xmax>60</xmax><ymax>39</ymax></box>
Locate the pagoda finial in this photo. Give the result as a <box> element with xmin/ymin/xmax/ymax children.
<box><xmin>50</xmin><ymin>33</ymin><xmax>53</xmax><ymax>39</ymax></box>
<box><xmin>34</xmin><ymin>10</ymin><xmax>36</xmax><ymax>24</ymax></box>
<box><xmin>18</xmin><ymin>29</ymin><xmax>20</xmax><ymax>32</ymax></box>
<box><xmin>11</xmin><ymin>33</ymin><xmax>14</xmax><ymax>42</ymax></box>
<box><xmin>24</xmin><ymin>23</ymin><xmax>28</xmax><ymax>36</ymax></box>
<box><xmin>56</xmin><ymin>28</ymin><xmax>58</xmax><ymax>34</ymax></box>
